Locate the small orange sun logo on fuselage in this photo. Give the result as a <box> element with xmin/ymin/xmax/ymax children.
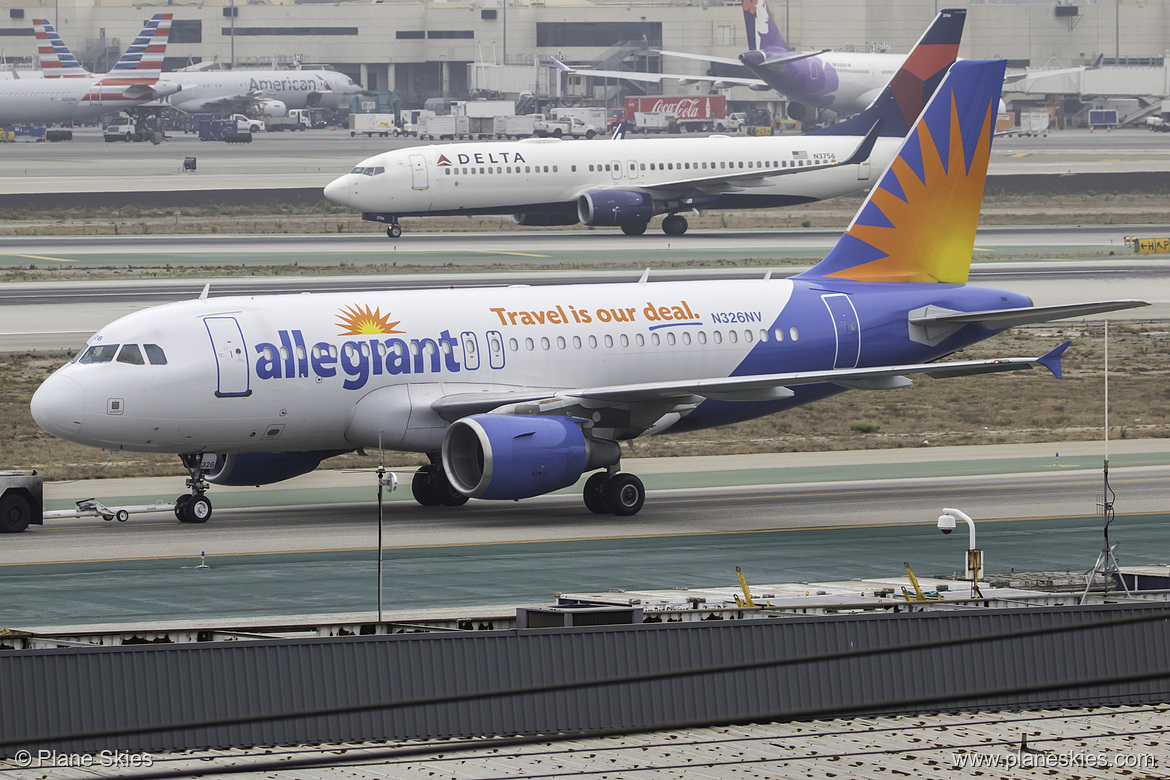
<box><xmin>336</xmin><ymin>304</ymin><xmax>405</xmax><ymax>336</ymax></box>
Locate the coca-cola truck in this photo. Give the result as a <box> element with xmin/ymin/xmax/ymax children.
<box><xmin>624</xmin><ymin>96</ymin><xmax>728</xmax><ymax>132</ymax></box>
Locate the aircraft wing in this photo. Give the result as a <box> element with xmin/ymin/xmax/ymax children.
<box><xmin>121</xmin><ymin>81</ymin><xmax>181</xmax><ymax>100</ymax></box>
<box><xmin>432</xmin><ymin>343</ymin><xmax>1072</xmax><ymax>430</ymax></box>
<box><xmin>575</xmin><ymin>118</ymin><xmax>882</xmax><ymax>201</ymax></box>
<box><xmin>657</xmin><ymin>49</ymin><xmax>746</xmax><ymax>67</ymax></box>
<box><xmin>1004</xmin><ymin>54</ymin><xmax>1104</xmax><ymax>84</ymax></box>
<box><xmin>910</xmin><ymin>300</ymin><xmax>1148</xmax><ymax>330</ymax></box>
<box><xmin>186</xmin><ymin>93</ymin><xmax>259</xmax><ymax>113</ymax></box>
<box><xmin>550</xmin><ymin>56</ymin><xmax>766</xmax><ymax>89</ymax></box>
<box><xmin>758</xmin><ymin>49</ymin><xmax>831</xmax><ymax>67</ymax></box>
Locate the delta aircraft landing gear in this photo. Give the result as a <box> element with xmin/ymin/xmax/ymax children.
<box><xmin>661</xmin><ymin>214</ymin><xmax>688</xmax><ymax>236</ymax></box>
<box><xmin>583</xmin><ymin>467</ymin><xmax>645</xmax><ymax>516</ymax></box>
<box><xmin>385</xmin><ymin>221</ymin><xmax>402</xmax><ymax>239</ymax></box>
<box><xmin>175</xmin><ymin>454</ymin><xmax>213</xmax><ymax>523</ymax></box>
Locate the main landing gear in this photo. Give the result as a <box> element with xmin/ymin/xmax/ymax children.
<box><xmin>411</xmin><ymin>461</ymin><xmax>468</xmax><ymax>507</ymax></box>
<box><xmin>385</xmin><ymin>221</ymin><xmax>402</xmax><ymax>239</ymax></box>
<box><xmin>661</xmin><ymin>214</ymin><xmax>688</xmax><ymax>236</ymax></box>
<box><xmin>175</xmin><ymin>454</ymin><xmax>213</xmax><ymax>523</ymax></box>
<box><xmin>583</xmin><ymin>467</ymin><xmax>645</xmax><ymax>516</ymax></box>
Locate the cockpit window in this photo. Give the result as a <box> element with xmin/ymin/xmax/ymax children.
<box><xmin>144</xmin><ymin>343</ymin><xmax>168</xmax><ymax>365</ymax></box>
<box><xmin>77</xmin><ymin>344</ymin><xmax>119</xmax><ymax>364</ymax></box>
<box><xmin>116</xmin><ymin>344</ymin><xmax>145</xmax><ymax>365</ymax></box>
<box><xmin>349</xmin><ymin>166</ymin><xmax>385</xmax><ymax>176</ymax></box>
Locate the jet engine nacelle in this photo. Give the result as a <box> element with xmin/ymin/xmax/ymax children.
<box><xmin>442</xmin><ymin>414</ymin><xmax>620</xmax><ymax>500</ymax></box>
<box><xmin>512</xmin><ymin>212</ymin><xmax>579</xmax><ymax>227</ymax></box>
<box><xmin>254</xmin><ymin>98</ymin><xmax>288</xmax><ymax>117</ymax></box>
<box><xmin>202</xmin><ymin>450</ymin><xmax>342</xmax><ymax>486</ymax></box>
<box><xmin>786</xmin><ymin>102</ymin><xmax>808</xmax><ymax>121</ymax></box>
<box><xmin>577</xmin><ymin>190</ymin><xmax>654</xmax><ymax>228</ymax></box>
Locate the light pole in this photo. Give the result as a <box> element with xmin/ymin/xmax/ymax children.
<box><xmin>937</xmin><ymin>507</ymin><xmax>983</xmax><ymax>598</ymax></box>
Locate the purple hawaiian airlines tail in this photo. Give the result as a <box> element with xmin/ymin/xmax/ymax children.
<box><xmin>797</xmin><ymin>59</ymin><xmax>1007</xmax><ymax>284</ymax></box>
<box><xmin>812</xmin><ymin>8</ymin><xmax>966</xmax><ymax>139</ymax></box>
<box><xmin>744</xmin><ymin>0</ymin><xmax>790</xmax><ymax>52</ymax></box>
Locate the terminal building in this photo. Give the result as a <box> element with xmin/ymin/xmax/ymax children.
<box><xmin>2</xmin><ymin>0</ymin><xmax>1169</xmax><ymax>118</ymax></box>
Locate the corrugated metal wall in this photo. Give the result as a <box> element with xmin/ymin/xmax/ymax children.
<box><xmin>3</xmin><ymin>604</ymin><xmax>1169</xmax><ymax>756</ymax></box>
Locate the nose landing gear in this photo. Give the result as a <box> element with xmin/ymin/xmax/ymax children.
<box><xmin>176</xmin><ymin>454</ymin><xmax>214</xmax><ymax>523</ymax></box>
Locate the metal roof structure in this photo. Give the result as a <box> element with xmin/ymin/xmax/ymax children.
<box><xmin>18</xmin><ymin>705</ymin><xmax>1166</xmax><ymax>779</ymax></box>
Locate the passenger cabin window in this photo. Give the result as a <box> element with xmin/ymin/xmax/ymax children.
<box><xmin>78</xmin><ymin>344</ymin><xmax>119</xmax><ymax>364</ymax></box>
<box><xmin>116</xmin><ymin>344</ymin><xmax>145</xmax><ymax>365</ymax></box>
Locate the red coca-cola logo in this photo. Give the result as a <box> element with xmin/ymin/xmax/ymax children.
<box><xmin>648</xmin><ymin>98</ymin><xmax>708</xmax><ymax>119</ymax></box>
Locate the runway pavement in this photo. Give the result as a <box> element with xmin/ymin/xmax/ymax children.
<box><xmin>3</xmin><ymin>127</ymin><xmax>1170</xmax><ymax>197</ymax></box>
<box><xmin>2</xmin><ymin>440</ymin><xmax>1168</xmax><ymax>628</ymax></box>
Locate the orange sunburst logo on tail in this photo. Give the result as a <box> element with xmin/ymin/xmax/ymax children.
<box><xmin>336</xmin><ymin>304</ymin><xmax>405</xmax><ymax>336</ymax></box>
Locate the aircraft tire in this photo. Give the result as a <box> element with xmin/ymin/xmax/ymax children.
<box><xmin>436</xmin><ymin>472</ymin><xmax>469</xmax><ymax>506</ymax></box>
<box><xmin>181</xmin><ymin>495</ymin><xmax>212</xmax><ymax>524</ymax></box>
<box><xmin>0</xmin><ymin>493</ymin><xmax>32</xmax><ymax>533</ymax></box>
<box><xmin>621</xmin><ymin>221</ymin><xmax>648</xmax><ymax>236</ymax></box>
<box><xmin>604</xmin><ymin>473</ymin><xmax>645</xmax><ymax>517</ymax></box>
<box><xmin>583</xmin><ymin>472</ymin><xmax>610</xmax><ymax>514</ymax></box>
<box><xmin>662</xmin><ymin>215</ymin><xmax>688</xmax><ymax>236</ymax></box>
<box><xmin>387</xmin><ymin>224</ymin><xmax>402</xmax><ymax>239</ymax></box>
<box><xmin>412</xmin><ymin>468</ymin><xmax>442</xmax><ymax>507</ymax></box>
<box><xmin>174</xmin><ymin>494</ymin><xmax>191</xmax><ymax>520</ymax></box>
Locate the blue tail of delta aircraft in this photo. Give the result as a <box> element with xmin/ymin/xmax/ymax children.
<box><xmin>799</xmin><ymin>59</ymin><xmax>1008</xmax><ymax>284</ymax></box>
<box><xmin>812</xmin><ymin>8</ymin><xmax>966</xmax><ymax>139</ymax></box>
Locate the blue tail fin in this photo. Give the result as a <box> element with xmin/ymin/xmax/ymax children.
<box><xmin>797</xmin><ymin>60</ymin><xmax>1007</xmax><ymax>284</ymax></box>
<box><xmin>813</xmin><ymin>8</ymin><xmax>965</xmax><ymax>139</ymax></box>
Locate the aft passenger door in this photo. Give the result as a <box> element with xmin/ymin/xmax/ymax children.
<box><xmin>821</xmin><ymin>294</ymin><xmax>860</xmax><ymax>370</ymax></box>
<box><xmin>409</xmin><ymin>154</ymin><xmax>428</xmax><ymax>190</ymax></box>
<box><xmin>204</xmin><ymin>316</ymin><xmax>252</xmax><ymax>397</ymax></box>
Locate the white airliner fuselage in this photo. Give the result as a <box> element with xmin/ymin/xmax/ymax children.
<box><xmin>324</xmin><ymin>134</ymin><xmax>898</xmax><ymax>236</ymax></box>
<box><xmin>161</xmin><ymin>70</ymin><xmax>360</xmax><ymax>115</ymax></box>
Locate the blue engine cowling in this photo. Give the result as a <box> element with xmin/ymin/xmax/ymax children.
<box><xmin>203</xmin><ymin>450</ymin><xmax>346</xmax><ymax>486</ymax></box>
<box><xmin>443</xmin><ymin>415</ymin><xmax>619</xmax><ymax>500</ymax></box>
<box><xmin>577</xmin><ymin>190</ymin><xmax>654</xmax><ymax>228</ymax></box>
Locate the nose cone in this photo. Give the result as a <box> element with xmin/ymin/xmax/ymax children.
<box><xmin>323</xmin><ymin>175</ymin><xmax>352</xmax><ymax>208</ymax></box>
<box><xmin>30</xmin><ymin>373</ymin><xmax>85</xmax><ymax>439</ymax></box>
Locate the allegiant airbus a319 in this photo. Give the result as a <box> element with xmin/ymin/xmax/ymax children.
<box><xmin>31</xmin><ymin>60</ymin><xmax>1145</xmax><ymax>524</ymax></box>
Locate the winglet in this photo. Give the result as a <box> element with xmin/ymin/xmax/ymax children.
<box><xmin>199</xmin><ymin>283</ymin><xmax>210</xmax><ymax>301</ymax></box>
<box><xmin>611</xmin><ymin>121</ymin><xmax>628</xmax><ymax>140</ymax></box>
<box><xmin>1036</xmin><ymin>341</ymin><xmax>1070</xmax><ymax>379</ymax></box>
<box><xmin>549</xmin><ymin>56</ymin><xmax>572</xmax><ymax>72</ymax></box>
<box><xmin>840</xmin><ymin>119</ymin><xmax>883</xmax><ymax>166</ymax></box>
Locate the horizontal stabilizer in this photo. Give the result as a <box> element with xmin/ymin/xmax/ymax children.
<box><xmin>758</xmin><ymin>49</ymin><xmax>830</xmax><ymax>68</ymax></box>
<box><xmin>910</xmin><ymin>299</ymin><xmax>1149</xmax><ymax>330</ymax></box>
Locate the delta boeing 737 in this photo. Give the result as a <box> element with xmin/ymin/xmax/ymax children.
<box><xmin>325</xmin><ymin>8</ymin><xmax>964</xmax><ymax>238</ymax></box>
<box><xmin>29</xmin><ymin>60</ymin><xmax>1145</xmax><ymax>525</ymax></box>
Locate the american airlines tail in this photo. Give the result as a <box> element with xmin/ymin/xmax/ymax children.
<box><xmin>798</xmin><ymin>59</ymin><xmax>1006</xmax><ymax>284</ymax></box>
<box><xmin>99</xmin><ymin>13</ymin><xmax>172</xmax><ymax>85</ymax></box>
<box><xmin>33</xmin><ymin>19</ymin><xmax>88</xmax><ymax>78</ymax></box>
<box><xmin>811</xmin><ymin>8</ymin><xmax>965</xmax><ymax>139</ymax></box>
<box><xmin>744</xmin><ymin>0</ymin><xmax>790</xmax><ymax>53</ymax></box>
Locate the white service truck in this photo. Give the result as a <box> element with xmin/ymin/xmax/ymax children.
<box><xmin>349</xmin><ymin>113</ymin><xmax>398</xmax><ymax>137</ymax></box>
<box><xmin>230</xmin><ymin>113</ymin><xmax>265</xmax><ymax>133</ymax></box>
<box><xmin>533</xmin><ymin>114</ymin><xmax>600</xmax><ymax>139</ymax></box>
<box><xmin>265</xmin><ymin>109</ymin><xmax>310</xmax><ymax>131</ymax></box>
